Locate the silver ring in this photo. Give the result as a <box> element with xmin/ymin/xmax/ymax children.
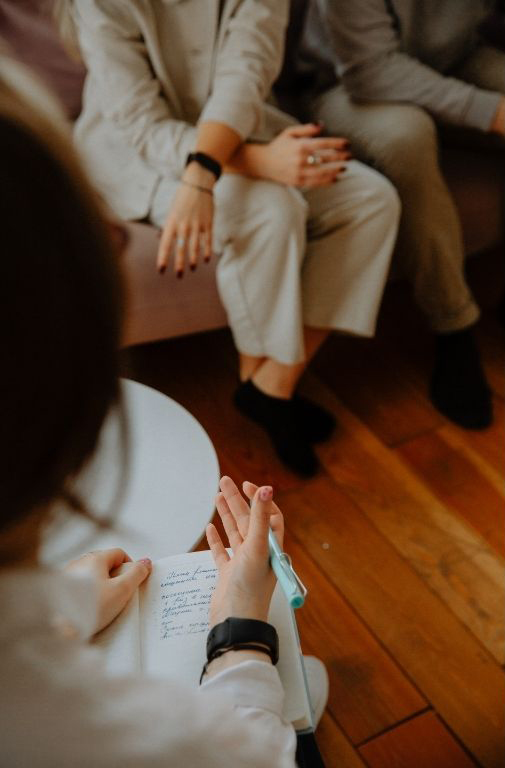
<box><xmin>306</xmin><ymin>153</ymin><xmax>322</xmax><ymax>166</ymax></box>
<box><xmin>176</xmin><ymin>236</ymin><xmax>186</xmax><ymax>248</ymax></box>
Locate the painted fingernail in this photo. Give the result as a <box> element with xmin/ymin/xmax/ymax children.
<box><xmin>176</xmin><ymin>270</ymin><xmax>183</xmax><ymax>279</ymax></box>
<box><xmin>204</xmin><ymin>256</ymin><xmax>210</xmax><ymax>263</ymax></box>
<box><xmin>138</xmin><ymin>557</ymin><xmax>152</xmax><ymax>567</ymax></box>
<box><xmin>259</xmin><ymin>486</ymin><xmax>273</xmax><ymax>502</ymax></box>
<box><xmin>189</xmin><ymin>263</ymin><xmax>196</xmax><ymax>271</ymax></box>
<box><xmin>158</xmin><ymin>265</ymin><xmax>166</xmax><ymax>275</ymax></box>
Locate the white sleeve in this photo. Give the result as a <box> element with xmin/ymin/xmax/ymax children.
<box><xmin>199</xmin><ymin>0</ymin><xmax>290</xmax><ymax>138</ymax></box>
<box><xmin>21</xmin><ymin>643</ymin><xmax>298</xmax><ymax>768</ymax></box>
<box><xmin>73</xmin><ymin>0</ymin><xmax>196</xmax><ymax>176</ymax></box>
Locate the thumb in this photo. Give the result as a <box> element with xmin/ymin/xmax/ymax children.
<box><xmin>247</xmin><ymin>486</ymin><xmax>274</xmax><ymax>551</ymax></box>
<box><xmin>115</xmin><ymin>558</ymin><xmax>152</xmax><ymax>598</ymax></box>
<box><xmin>284</xmin><ymin>122</ymin><xmax>322</xmax><ymax>139</ymax></box>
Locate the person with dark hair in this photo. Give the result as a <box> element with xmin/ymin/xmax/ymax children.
<box><xmin>56</xmin><ymin>0</ymin><xmax>401</xmax><ymax>477</ymax></box>
<box><xmin>0</xmin><ymin>60</ymin><xmax>327</xmax><ymax>766</ymax></box>
<box><xmin>292</xmin><ymin>0</ymin><xmax>505</xmax><ymax>430</ymax></box>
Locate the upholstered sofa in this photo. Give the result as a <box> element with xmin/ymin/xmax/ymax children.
<box><xmin>1</xmin><ymin>0</ymin><xmax>502</xmax><ymax>348</ymax></box>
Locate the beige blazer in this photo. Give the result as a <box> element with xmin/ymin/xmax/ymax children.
<box><xmin>74</xmin><ymin>0</ymin><xmax>292</xmax><ymax>220</ymax></box>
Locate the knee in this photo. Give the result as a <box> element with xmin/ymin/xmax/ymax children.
<box><xmin>379</xmin><ymin>107</ymin><xmax>438</xmax><ymax>169</ymax></box>
<box><xmin>360</xmin><ymin>166</ymin><xmax>402</xmax><ymax>226</ymax></box>
<box><xmin>258</xmin><ymin>183</ymin><xmax>308</xmax><ymax>245</ymax></box>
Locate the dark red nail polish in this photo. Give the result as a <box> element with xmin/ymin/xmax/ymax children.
<box><xmin>176</xmin><ymin>270</ymin><xmax>183</xmax><ymax>279</ymax></box>
<box><xmin>204</xmin><ymin>256</ymin><xmax>210</xmax><ymax>263</ymax></box>
<box><xmin>159</xmin><ymin>266</ymin><xmax>166</xmax><ymax>274</ymax></box>
<box><xmin>189</xmin><ymin>264</ymin><xmax>196</xmax><ymax>271</ymax></box>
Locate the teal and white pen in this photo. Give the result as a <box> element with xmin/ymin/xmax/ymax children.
<box><xmin>268</xmin><ymin>528</ymin><xmax>307</xmax><ymax>609</ymax></box>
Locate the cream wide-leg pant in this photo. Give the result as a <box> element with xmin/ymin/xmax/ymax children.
<box><xmin>149</xmin><ymin>160</ymin><xmax>400</xmax><ymax>364</ymax></box>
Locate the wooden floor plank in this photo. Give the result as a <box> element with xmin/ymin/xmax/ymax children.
<box><xmin>284</xmin><ymin>532</ymin><xmax>426</xmax><ymax>744</ymax></box>
<box><xmin>439</xmin><ymin>420</ymin><xmax>505</xmax><ymax>497</ymax></box>
<box><xmin>314</xmin><ymin>713</ymin><xmax>367</xmax><ymax>768</ymax></box>
<box><xmin>301</xmin><ymin>374</ymin><xmax>505</xmax><ymax>665</ymax></box>
<box><xmin>447</xmin><ymin>396</ymin><xmax>505</xmax><ymax>477</ymax></box>
<box><xmin>397</xmin><ymin>431</ymin><xmax>505</xmax><ymax>556</ymax></box>
<box><xmin>279</xmin><ymin>476</ymin><xmax>505</xmax><ymax>768</ymax></box>
<box><xmin>312</xmin><ymin>335</ymin><xmax>443</xmax><ymax>448</ymax></box>
<box><xmin>359</xmin><ymin>711</ymin><xmax>477</xmax><ymax>768</ymax></box>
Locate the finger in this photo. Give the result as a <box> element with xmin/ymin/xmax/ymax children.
<box><xmin>219</xmin><ymin>475</ymin><xmax>251</xmax><ymax>538</ymax></box>
<box><xmin>247</xmin><ymin>486</ymin><xmax>275</xmax><ymax>554</ymax></box>
<box><xmin>174</xmin><ymin>227</ymin><xmax>189</xmax><ymax>277</ymax></box>
<box><xmin>301</xmin><ymin>166</ymin><xmax>347</xmax><ymax>188</ymax></box>
<box><xmin>203</xmin><ymin>224</ymin><xmax>213</xmax><ymax>263</ymax></box>
<box><xmin>157</xmin><ymin>222</ymin><xmax>176</xmax><ymax>273</ymax></box>
<box><xmin>94</xmin><ymin>548</ymin><xmax>132</xmax><ymax>573</ymax></box>
<box><xmin>302</xmin><ymin>137</ymin><xmax>350</xmax><ymax>151</ymax></box>
<box><xmin>303</xmin><ymin>148</ymin><xmax>351</xmax><ymax>164</ymax></box>
<box><xmin>242</xmin><ymin>480</ymin><xmax>258</xmax><ymax>500</ymax></box>
<box><xmin>243</xmin><ymin>482</ymin><xmax>283</xmax><ymax>547</ymax></box>
<box><xmin>215</xmin><ymin>492</ymin><xmax>243</xmax><ymax>552</ymax></box>
<box><xmin>206</xmin><ymin>523</ymin><xmax>230</xmax><ymax>570</ymax></box>
<box><xmin>113</xmin><ymin>558</ymin><xmax>152</xmax><ymax>599</ymax></box>
<box><xmin>285</xmin><ymin>122</ymin><xmax>322</xmax><ymax>139</ymax></box>
<box><xmin>188</xmin><ymin>226</ymin><xmax>200</xmax><ymax>271</ymax></box>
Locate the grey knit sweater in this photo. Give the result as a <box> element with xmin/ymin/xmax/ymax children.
<box><xmin>302</xmin><ymin>0</ymin><xmax>501</xmax><ymax>131</ymax></box>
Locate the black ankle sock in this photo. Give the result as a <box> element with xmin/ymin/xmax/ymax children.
<box><xmin>292</xmin><ymin>394</ymin><xmax>336</xmax><ymax>443</ymax></box>
<box><xmin>430</xmin><ymin>327</ymin><xmax>492</xmax><ymax>429</ymax></box>
<box><xmin>234</xmin><ymin>380</ymin><xmax>319</xmax><ymax>476</ymax></box>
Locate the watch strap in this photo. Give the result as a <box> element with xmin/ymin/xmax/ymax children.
<box><xmin>185</xmin><ymin>151</ymin><xmax>222</xmax><ymax>180</ymax></box>
<box><xmin>206</xmin><ymin>617</ymin><xmax>279</xmax><ymax>665</ymax></box>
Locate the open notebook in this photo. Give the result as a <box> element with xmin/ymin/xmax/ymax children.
<box><xmin>95</xmin><ymin>549</ymin><xmax>314</xmax><ymax>732</ymax></box>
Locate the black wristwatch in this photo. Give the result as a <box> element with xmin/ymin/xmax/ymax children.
<box><xmin>206</xmin><ymin>618</ymin><xmax>279</xmax><ymax>665</ymax></box>
<box><xmin>185</xmin><ymin>151</ymin><xmax>222</xmax><ymax>180</ymax></box>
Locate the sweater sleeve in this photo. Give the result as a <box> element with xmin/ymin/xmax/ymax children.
<box><xmin>199</xmin><ymin>0</ymin><xmax>290</xmax><ymax>138</ymax></box>
<box><xmin>74</xmin><ymin>0</ymin><xmax>197</xmax><ymax>177</ymax></box>
<box><xmin>317</xmin><ymin>0</ymin><xmax>501</xmax><ymax>131</ymax></box>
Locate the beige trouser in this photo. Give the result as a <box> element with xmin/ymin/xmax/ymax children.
<box><xmin>149</xmin><ymin>161</ymin><xmax>400</xmax><ymax>364</ymax></box>
<box><xmin>309</xmin><ymin>44</ymin><xmax>505</xmax><ymax>333</ymax></box>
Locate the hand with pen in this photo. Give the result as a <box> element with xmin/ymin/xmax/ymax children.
<box><xmin>206</xmin><ymin>476</ymin><xmax>283</xmax><ymax>629</ymax></box>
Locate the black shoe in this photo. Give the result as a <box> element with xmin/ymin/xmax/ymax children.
<box><xmin>293</xmin><ymin>394</ymin><xmax>336</xmax><ymax>443</ymax></box>
<box><xmin>234</xmin><ymin>380</ymin><xmax>319</xmax><ymax>476</ymax></box>
<box><xmin>430</xmin><ymin>328</ymin><xmax>492</xmax><ymax>429</ymax></box>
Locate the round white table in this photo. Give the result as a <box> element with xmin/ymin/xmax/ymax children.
<box><xmin>41</xmin><ymin>379</ymin><xmax>219</xmax><ymax>564</ymax></box>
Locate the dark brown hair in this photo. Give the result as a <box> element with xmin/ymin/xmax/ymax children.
<box><xmin>0</xmin><ymin>76</ymin><xmax>123</xmax><ymax>530</ymax></box>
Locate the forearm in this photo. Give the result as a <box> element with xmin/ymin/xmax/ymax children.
<box><xmin>225</xmin><ymin>142</ymin><xmax>267</xmax><ymax>179</ymax></box>
<box><xmin>343</xmin><ymin>53</ymin><xmax>502</xmax><ymax>132</ymax></box>
<box><xmin>194</xmin><ymin>121</ymin><xmax>243</xmax><ymax>167</ymax></box>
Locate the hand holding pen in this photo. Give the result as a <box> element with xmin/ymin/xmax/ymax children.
<box><xmin>207</xmin><ymin>476</ymin><xmax>306</xmax><ymax>632</ymax></box>
<box><xmin>207</xmin><ymin>476</ymin><xmax>283</xmax><ymax>628</ymax></box>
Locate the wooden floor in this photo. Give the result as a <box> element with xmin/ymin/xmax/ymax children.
<box><xmin>124</xmin><ymin>249</ymin><xmax>505</xmax><ymax>768</ymax></box>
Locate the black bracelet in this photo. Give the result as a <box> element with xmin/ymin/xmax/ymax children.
<box><xmin>207</xmin><ymin>618</ymin><xmax>279</xmax><ymax>665</ymax></box>
<box><xmin>199</xmin><ymin>642</ymin><xmax>274</xmax><ymax>684</ymax></box>
<box><xmin>186</xmin><ymin>151</ymin><xmax>222</xmax><ymax>180</ymax></box>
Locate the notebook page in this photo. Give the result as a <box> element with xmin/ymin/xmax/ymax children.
<box><xmin>139</xmin><ymin>550</ymin><xmax>311</xmax><ymax>726</ymax></box>
<box><xmin>93</xmin><ymin>589</ymin><xmax>141</xmax><ymax>675</ymax></box>
<box><xmin>139</xmin><ymin>551</ymin><xmax>215</xmax><ymax>684</ymax></box>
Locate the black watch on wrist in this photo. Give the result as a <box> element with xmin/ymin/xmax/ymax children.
<box><xmin>206</xmin><ymin>618</ymin><xmax>279</xmax><ymax>665</ymax></box>
<box><xmin>185</xmin><ymin>151</ymin><xmax>222</xmax><ymax>180</ymax></box>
